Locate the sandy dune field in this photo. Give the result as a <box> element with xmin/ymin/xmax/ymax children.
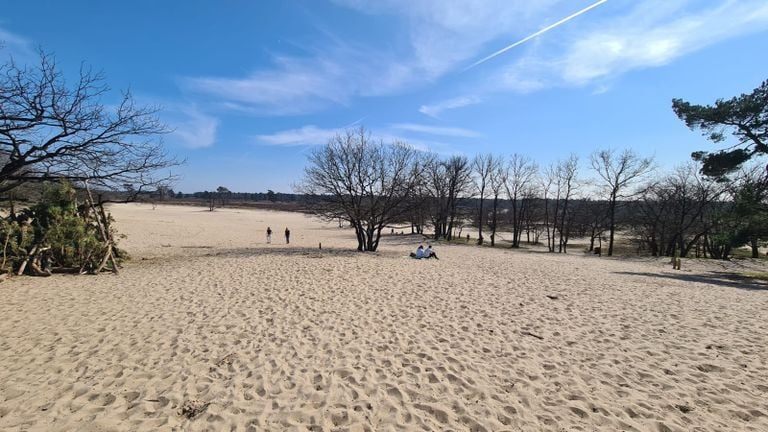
<box><xmin>1</xmin><ymin>204</ymin><xmax>767</xmax><ymax>431</ymax></box>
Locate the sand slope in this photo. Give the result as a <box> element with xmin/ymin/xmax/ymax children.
<box><xmin>1</xmin><ymin>204</ymin><xmax>767</xmax><ymax>431</ymax></box>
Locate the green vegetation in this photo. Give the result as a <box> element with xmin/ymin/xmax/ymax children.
<box><xmin>0</xmin><ymin>181</ymin><xmax>122</xmax><ymax>276</ymax></box>
<box><xmin>673</xmin><ymin>79</ymin><xmax>768</xmax><ymax>178</ymax></box>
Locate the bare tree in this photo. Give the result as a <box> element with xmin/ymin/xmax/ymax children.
<box><xmin>424</xmin><ymin>155</ymin><xmax>450</xmax><ymax>239</ymax></box>
<box><xmin>297</xmin><ymin>127</ymin><xmax>423</xmax><ymax>252</ymax></box>
<box><xmin>579</xmin><ymin>197</ymin><xmax>608</xmax><ymax>252</ymax></box>
<box><xmin>556</xmin><ymin>155</ymin><xmax>579</xmax><ymax>253</ymax></box>
<box><xmin>445</xmin><ymin>156</ymin><xmax>473</xmax><ymax>240</ymax></box>
<box><xmin>504</xmin><ymin>154</ymin><xmax>538</xmax><ymax>247</ymax></box>
<box><xmin>488</xmin><ymin>158</ymin><xmax>508</xmax><ymax>246</ymax></box>
<box><xmin>472</xmin><ymin>153</ymin><xmax>499</xmax><ymax>245</ymax></box>
<box><xmin>541</xmin><ymin>163</ymin><xmax>560</xmax><ymax>252</ymax></box>
<box><xmin>425</xmin><ymin>155</ymin><xmax>472</xmax><ymax>240</ymax></box>
<box><xmin>590</xmin><ymin>149</ymin><xmax>654</xmax><ymax>256</ymax></box>
<box><xmin>520</xmin><ymin>185</ymin><xmax>542</xmax><ymax>245</ymax></box>
<box><xmin>0</xmin><ymin>51</ymin><xmax>179</xmax><ymax>199</ymax></box>
<box><xmin>634</xmin><ymin>164</ymin><xmax>726</xmax><ymax>257</ymax></box>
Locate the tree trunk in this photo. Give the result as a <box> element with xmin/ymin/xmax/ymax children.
<box><xmin>490</xmin><ymin>196</ymin><xmax>499</xmax><ymax>247</ymax></box>
<box><xmin>751</xmin><ymin>237</ymin><xmax>759</xmax><ymax>258</ymax></box>
<box><xmin>355</xmin><ymin>223</ymin><xmax>365</xmax><ymax>251</ymax></box>
<box><xmin>607</xmin><ymin>194</ymin><xmax>617</xmax><ymax>256</ymax></box>
<box><xmin>477</xmin><ymin>191</ymin><xmax>485</xmax><ymax>245</ymax></box>
<box><xmin>511</xmin><ymin>197</ymin><xmax>519</xmax><ymax>247</ymax></box>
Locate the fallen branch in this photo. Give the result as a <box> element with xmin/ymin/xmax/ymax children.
<box><xmin>522</xmin><ymin>331</ymin><xmax>544</xmax><ymax>340</ymax></box>
<box><xmin>29</xmin><ymin>246</ymin><xmax>52</xmax><ymax>276</ymax></box>
<box><xmin>51</xmin><ymin>267</ymin><xmax>84</xmax><ymax>274</ymax></box>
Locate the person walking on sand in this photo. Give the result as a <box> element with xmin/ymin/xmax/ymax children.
<box><xmin>285</xmin><ymin>227</ymin><xmax>291</xmax><ymax>244</ymax></box>
<box><xmin>266</xmin><ymin>227</ymin><xmax>272</xmax><ymax>244</ymax></box>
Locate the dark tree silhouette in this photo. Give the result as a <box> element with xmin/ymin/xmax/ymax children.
<box><xmin>0</xmin><ymin>52</ymin><xmax>179</xmax><ymax>199</ymax></box>
<box><xmin>425</xmin><ymin>155</ymin><xmax>472</xmax><ymax>240</ymax></box>
<box><xmin>298</xmin><ymin>127</ymin><xmax>423</xmax><ymax>252</ymax></box>
<box><xmin>487</xmin><ymin>157</ymin><xmax>508</xmax><ymax>247</ymax></box>
<box><xmin>472</xmin><ymin>153</ymin><xmax>498</xmax><ymax>245</ymax></box>
<box><xmin>673</xmin><ymin>79</ymin><xmax>768</xmax><ymax>178</ymax></box>
<box><xmin>590</xmin><ymin>149</ymin><xmax>654</xmax><ymax>256</ymax></box>
<box><xmin>505</xmin><ymin>154</ymin><xmax>537</xmax><ymax>247</ymax></box>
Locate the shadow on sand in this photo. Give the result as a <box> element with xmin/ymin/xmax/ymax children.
<box><xmin>199</xmin><ymin>245</ymin><xmax>403</xmax><ymax>260</ymax></box>
<box><xmin>615</xmin><ymin>271</ymin><xmax>768</xmax><ymax>291</ymax></box>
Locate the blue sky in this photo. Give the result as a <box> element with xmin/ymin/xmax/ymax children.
<box><xmin>2</xmin><ymin>0</ymin><xmax>768</xmax><ymax>193</ymax></box>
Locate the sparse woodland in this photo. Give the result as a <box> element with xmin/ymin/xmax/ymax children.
<box><xmin>2</xmin><ymin>50</ymin><xmax>766</xmax><ymax>268</ymax></box>
<box><xmin>0</xmin><ymin>51</ymin><xmax>179</xmax><ymax>276</ymax></box>
<box><xmin>300</xmin><ymin>80</ymin><xmax>768</xmax><ymax>258</ymax></box>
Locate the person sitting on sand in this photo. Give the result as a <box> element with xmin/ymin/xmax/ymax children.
<box><xmin>424</xmin><ymin>244</ymin><xmax>439</xmax><ymax>260</ymax></box>
<box><xmin>410</xmin><ymin>244</ymin><xmax>425</xmax><ymax>259</ymax></box>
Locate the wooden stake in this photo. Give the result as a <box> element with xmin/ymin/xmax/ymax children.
<box><xmin>17</xmin><ymin>245</ymin><xmax>38</xmax><ymax>276</ymax></box>
<box><xmin>95</xmin><ymin>244</ymin><xmax>113</xmax><ymax>273</ymax></box>
<box><xmin>84</xmin><ymin>181</ymin><xmax>119</xmax><ymax>274</ymax></box>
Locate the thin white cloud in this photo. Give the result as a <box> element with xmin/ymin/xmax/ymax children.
<box><xmin>182</xmin><ymin>0</ymin><xmax>768</xmax><ymax>116</ymax></box>
<box><xmin>183</xmin><ymin>38</ymin><xmax>428</xmax><ymax>115</ymax></box>
<box><xmin>333</xmin><ymin>0</ymin><xmax>563</xmax><ymax>77</ymax></box>
<box><xmin>464</xmin><ymin>0</ymin><xmax>608</xmax><ymax>70</ymax></box>
<box><xmin>254</xmin><ymin>125</ymin><xmax>341</xmax><ymax>147</ymax></box>
<box><xmin>185</xmin><ymin>1</ymin><xmax>565</xmax><ymax>115</ymax></box>
<box><xmin>390</xmin><ymin>123</ymin><xmax>481</xmax><ymax>138</ymax></box>
<box><xmin>0</xmin><ymin>27</ymin><xmax>35</xmax><ymax>61</ymax></box>
<box><xmin>166</xmin><ymin>106</ymin><xmax>219</xmax><ymax>149</ymax></box>
<box><xmin>253</xmin><ymin>124</ymin><xmax>456</xmax><ymax>153</ymax></box>
<box><xmin>419</xmin><ymin>96</ymin><xmax>482</xmax><ymax>118</ymax></box>
<box><xmin>184</xmin><ymin>56</ymin><xmax>349</xmax><ymax>115</ymax></box>
<box><xmin>498</xmin><ymin>0</ymin><xmax>768</xmax><ymax>91</ymax></box>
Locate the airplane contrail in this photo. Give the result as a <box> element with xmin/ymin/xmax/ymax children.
<box><xmin>464</xmin><ymin>0</ymin><xmax>609</xmax><ymax>71</ymax></box>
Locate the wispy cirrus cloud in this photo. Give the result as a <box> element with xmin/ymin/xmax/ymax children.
<box><xmin>0</xmin><ymin>26</ymin><xmax>35</xmax><ymax>61</ymax></box>
<box><xmin>183</xmin><ymin>0</ymin><xmax>768</xmax><ymax>118</ymax></box>
<box><xmin>496</xmin><ymin>0</ymin><xmax>768</xmax><ymax>91</ymax></box>
<box><xmin>419</xmin><ymin>96</ymin><xmax>482</xmax><ymax>118</ymax></box>
<box><xmin>183</xmin><ymin>43</ymin><xmax>423</xmax><ymax>115</ymax></box>
<box><xmin>163</xmin><ymin>104</ymin><xmax>219</xmax><ymax>149</ymax></box>
<box><xmin>464</xmin><ymin>0</ymin><xmax>608</xmax><ymax>71</ymax></box>
<box><xmin>254</xmin><ymin>125</ymin><xmax>341</xmax><ymax>147</ymax></box>
<box><xmin>184</xmin><ymin>57</ymin><xmax>350</xmax><ymax>115</ymax></box>
<box><xmin>0</xmin><ymin>28</ymin><xmax>35</xmax><ymax>59</ymax></box>
<box><xmin>390</xmin><ymin>123</ymin><xmax>481</xmax><ymax>138</ymax></box>
<box><xmin>333</xmin><ymin>0</ymin><xmax>563</xmax><ymax>77</ymax></box>
<box><xmin>184</xmin><ymin>1</ymin><xmax>565</xmax><ymax>115</ymax></box>
<box><xmin>253</xmin><ymin>124</ymin><xmax>457</xmax><ymax>154</ymax></box>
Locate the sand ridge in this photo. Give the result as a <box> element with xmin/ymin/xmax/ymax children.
<box><xmin>0</xmin><ymin>204</ymin><xmax>767</xmax><ymax>431</ymax></box>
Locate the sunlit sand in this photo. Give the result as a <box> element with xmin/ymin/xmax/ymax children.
<box><xmin>1</xmin><ymin>204</ymin><xmax>766</xmax><ymax>431</ymax></box>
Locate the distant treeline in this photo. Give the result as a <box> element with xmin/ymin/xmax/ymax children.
<box><xmin>168</xmin><ymin>189</ymin><xmax>300</xmax><ymax>203</ymax></box>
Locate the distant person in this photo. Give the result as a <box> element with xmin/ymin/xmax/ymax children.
<box><xmin>285</xmin><ymin>227</ymin><xmax>291</xmax><ymax>244</ymax></box>
<box><xmin>266</xmin><ymin>227</ymin><xmax>272</xmax><ymax>244</ymax></box>
<box><xmin>410</xmin><ymin>244</ymin><xmax>424</xmax><ymax>259</ymax></box>
<box><xmin>424</xmin><ymin>244</ymin><xmax>439</xmax><ymax>260</ymax></box>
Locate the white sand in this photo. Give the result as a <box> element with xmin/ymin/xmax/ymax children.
<box><xmin>1</xmin><ymin>203</ymin><xmax>767</xmax><ymax>431</ymax></box>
